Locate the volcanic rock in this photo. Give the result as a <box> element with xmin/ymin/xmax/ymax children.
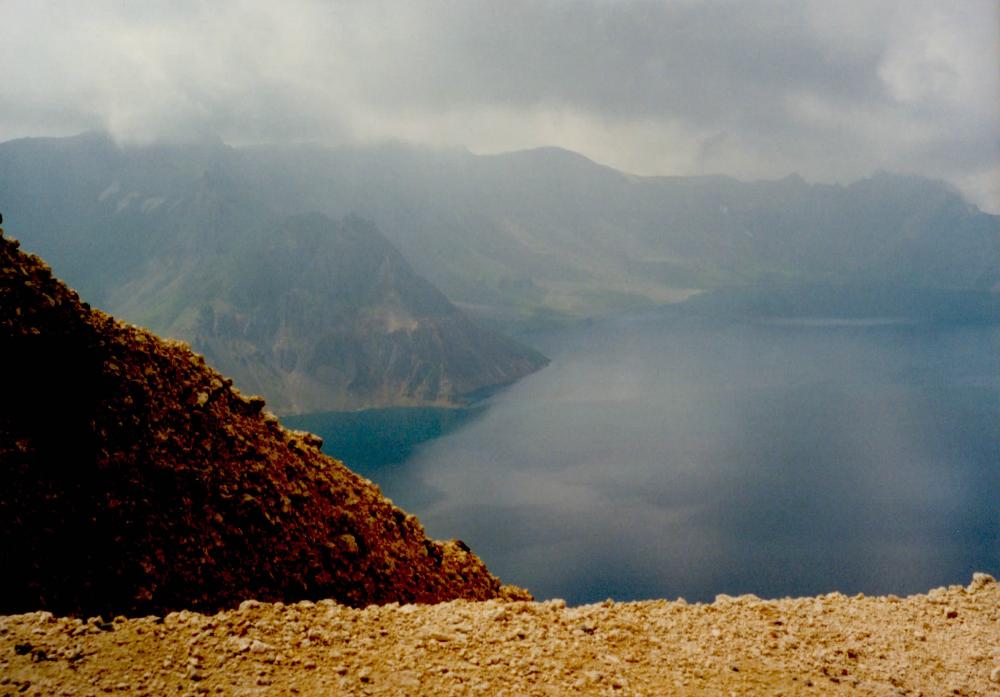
<box><xmin>0</xmin><ymin>231</ymin><xmax>528</xmax><ymax>617</ymax></box>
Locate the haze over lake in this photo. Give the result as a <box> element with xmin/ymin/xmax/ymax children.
<box><xmin>290</xmin><ymin>312</ymin><xmax>999</xmax><ymax>605</ymax></box>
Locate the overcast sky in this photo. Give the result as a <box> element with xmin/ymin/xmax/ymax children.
<box><xmin>2</xmin><ymin>0</ymin><xmax>998</xmax><ymax>211</ymax></box>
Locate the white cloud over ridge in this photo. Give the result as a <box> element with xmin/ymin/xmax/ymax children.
<box><xmin>1</xmin><ymin>0</ymin><xmax>998</xmax><ymax>210</ymax></box>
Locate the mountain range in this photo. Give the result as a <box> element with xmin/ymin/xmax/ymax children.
<box><xmin>0</xmin><ymin>133</ymin><xmax>547</xmax><ymax>413</ymax></box>
<box><xmin>242</xmin><ymin>141</ymin><xmax>1000</xmax><ymax>326</ymax></box>
<box><xmin>1</xmin><ymin>132</ymin><xmax>997</xmax><ymax>409</ymax></box>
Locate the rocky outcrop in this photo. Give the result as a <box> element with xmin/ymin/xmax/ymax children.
<box><xmin>0</xmin><ymin>231</ymin><xmax>529</xmax><ymax>617</ymax></box>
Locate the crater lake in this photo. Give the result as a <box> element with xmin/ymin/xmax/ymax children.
<box><xmin>286</xmin><ymin>311</ymin><xmax>999</xmax><ymax>604</ymax></box>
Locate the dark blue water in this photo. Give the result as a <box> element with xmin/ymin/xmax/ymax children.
<box><xmin>284</xmin><ymin>406</ymin><xmax>484</xmax><ymax>508</ymax></box>
<box><xmin>289</xmin><ymin>314</ymin><xmax>1000</xmax><ymax>604</ymax></box>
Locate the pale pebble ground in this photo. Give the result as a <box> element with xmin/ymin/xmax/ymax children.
<box><xmin>1</xmin><ymin>574</ymin><xmax>998</xmax><ymax>696</ymax></box>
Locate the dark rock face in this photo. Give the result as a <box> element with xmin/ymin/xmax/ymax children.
<box><xmin>0</xmin><ymin>232</ymin><xmax>528</xmax><ymax>617</ymax></box>
<box><xmin>185</xmin><ymin>213</ymin><xmax>548</xmax><ymax>414</ymax></box>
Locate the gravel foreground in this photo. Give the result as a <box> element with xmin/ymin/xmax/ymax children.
<box><xmin>2</xmin><ymin>574</ymin><xmax>997</xmax><ymax>696</ymax></box>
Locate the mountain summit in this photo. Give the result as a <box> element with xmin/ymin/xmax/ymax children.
<box><xmin>0</xmin><ymin>230</ymin><xmax>528</xmax><ymax>616</ymax></box>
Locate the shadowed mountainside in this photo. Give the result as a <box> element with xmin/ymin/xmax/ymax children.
<box><xmin>0</xmin><ymin>230</ymin><xmax>529</xmax><ymax>617</ymax></box>
<box><xmin>112</xmin><ymin>211</ymin><xmax>548</xmax><ymax>414</ymax></box>
<box><xmin>2</xmin><ymin>133</ymin><xmax>997</xmax><ymax>336</ymax></box>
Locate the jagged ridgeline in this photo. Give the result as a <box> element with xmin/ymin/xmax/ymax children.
<box><xmin>0</xmin><ymin>133</ymin><xmax>548</xmax><ymax>414</ymax></box>
<box><xmin>3</xmin><ymin>133</ymin><xmax>998</xmax><ymax>342</ymax></box>
<box><xmin>0</xmin><ymin>231</ymin><xmax>530</xmax><ymax>616</ymax></box>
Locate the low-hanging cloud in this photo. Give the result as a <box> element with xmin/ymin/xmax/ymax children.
<box><xmin>1</xmin><ymin>0</ymin><xmax>998</xmax><ymax>210</ymax></box>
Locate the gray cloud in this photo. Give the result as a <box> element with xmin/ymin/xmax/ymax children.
<box><xmin>1</xmin><ymin>0</ymin><xmax>997</xmax><ymax>210</ymax></box>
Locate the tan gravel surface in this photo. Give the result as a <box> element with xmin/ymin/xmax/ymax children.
<box><xmin>2</xmin><ymin>574</ymin><xmax>998</xmax><ymax>696</ymax></box>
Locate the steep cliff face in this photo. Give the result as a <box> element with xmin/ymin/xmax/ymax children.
<box><xmin>0</xmin><ymin>231</ymin><xmax>528</xmax><ymax>617</ymax></box>
<box><xmin>159</xmin><ymin>213</ymin><xmax>548</xmax><ymax>414</ymax></box>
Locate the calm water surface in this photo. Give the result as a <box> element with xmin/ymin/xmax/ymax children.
<box><xmin>288</xmin><ymin>313</ymin><xmax>1000</xmax><ymax>604</ymax></box>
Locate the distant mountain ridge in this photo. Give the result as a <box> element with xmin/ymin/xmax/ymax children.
<box><xmin>239</xmin><ymin>141</ymin><xmax>1000</xmax><ymax>325</ymax></box>
<box><xmin>0</xmin><ymin>133</ymin><xmax>547</xmax><ymax>413</ymax></box>
<box><xmin>2</xmin><ymin>132</ymin><xmax>997</xmax><ymax>339</ymax></box>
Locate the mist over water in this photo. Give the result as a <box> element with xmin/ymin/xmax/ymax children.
<box><xmin>300</xmin><ymin>312</ymin><xmax>1000</xmax><ymax>604</ymax></box>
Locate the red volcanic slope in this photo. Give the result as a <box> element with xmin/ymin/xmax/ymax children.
<box><xmin>0</xmin><ymin>232</ymin><xmax>527</xmax><ymax>617</ymax></box>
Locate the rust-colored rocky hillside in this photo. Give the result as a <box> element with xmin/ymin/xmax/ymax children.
<box><xmin>0</xmin><ymin>231</ymin><xmax>527</xmax><ymax>617</ymax></box>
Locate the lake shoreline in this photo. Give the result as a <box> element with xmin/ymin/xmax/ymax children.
<box><xmin>287</xmin><ymin>311</ymin><xmax>1000</xmax><ymax>605</ymax></box>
